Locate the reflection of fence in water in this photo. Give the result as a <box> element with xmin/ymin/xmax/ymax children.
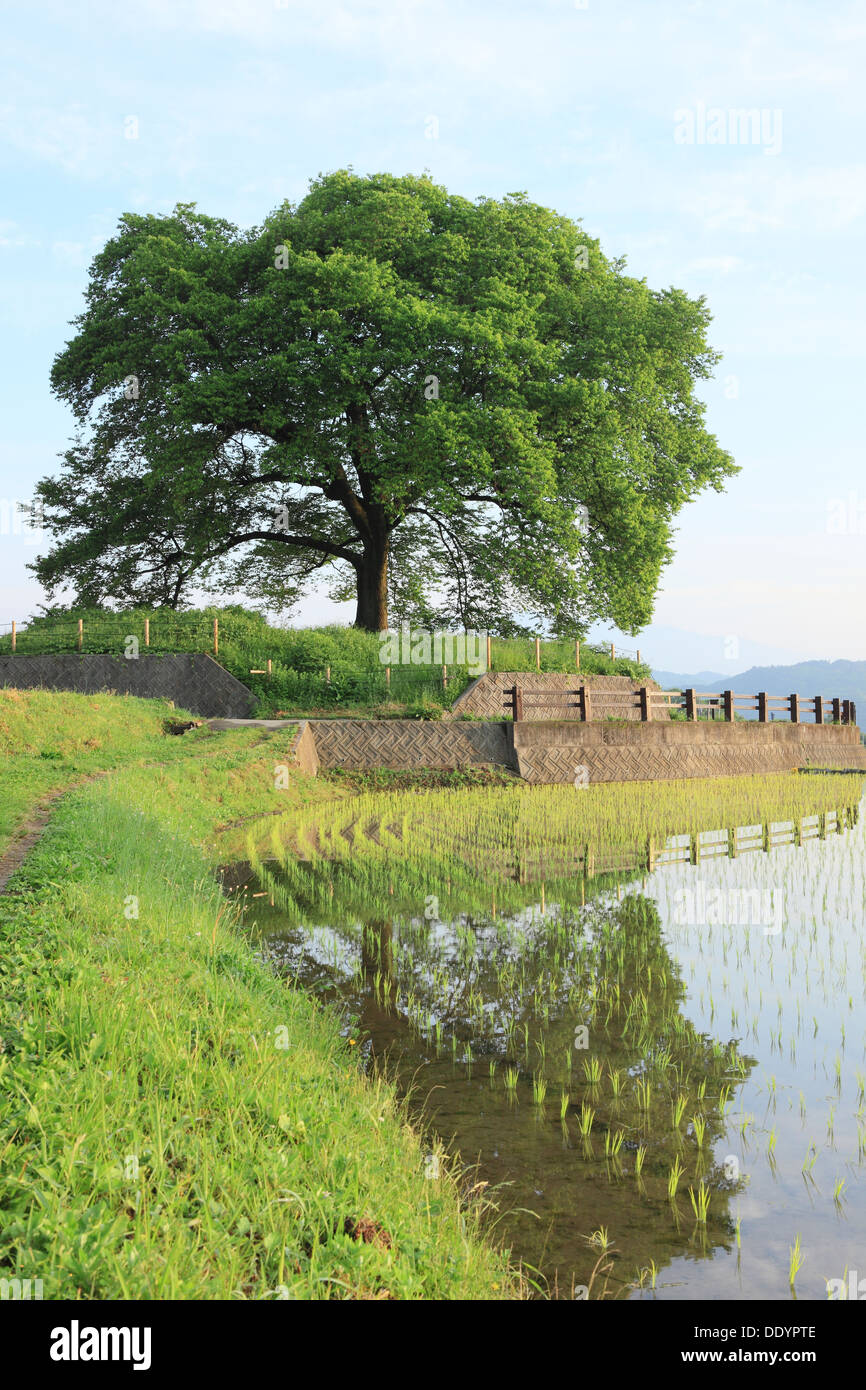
<box><xmin>513</xmin><ymin>804</ymin><xmax>859</xmax><ymax>884</ymax></box>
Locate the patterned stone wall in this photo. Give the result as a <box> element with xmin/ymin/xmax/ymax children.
<box><xmin>0</xmin><ymin>653</ymin><xmax>256</xmax><ymax>719</ymax></box>
<box><xmin>303</xmin><ymin>716</ymin><xmax>866</xmax><ymax>783</ymax></box>
<box><xmin>309</xmin><ymin>718</ymin><xmax>513</xmax><ymax>770</ymax></box>
<box><xmin>510</xmin><ymin>720</ymin><xmax>866</xmax><ymax>784</ymax></box>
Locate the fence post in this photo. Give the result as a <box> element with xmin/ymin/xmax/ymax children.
<box><xmin>144</xmin><ymin>617</ymin><xmax>150</xmax><ymax>647</ymax></box>
<box><xmin>639</xmin><ymin>686</ymin><xmax>649</xmax><ymax>722</ymax></box>
<box><xmin>77</xmin><ymin>618</ymin><xmax>83</xmax><ymax>651</ymax></box>
<box><xmin>610</xmin><ymin>642</ymin><xmax>615</xmax><ymax>661</ymax></box>
<box><xmin>535</xmin><ymin>637</ymin><xmax>540</xmax><ymax>671</ymax></box>
<box><xmin>326</xmin><ymin>665</ymin><xmax>331</xmax><ymax>685</ymax></box>
<box><xmin>267</xmin><ymin>659</ymin><xmax>272</xmax><ymax>682</ymax></box>
<box><xmin>814</xmin><ymin>695</ymin><xmax>823</xmax><ymax>725</ymax></box>
<box><xmin>486</xmin><ymin>633</ymin><xmax>491</xmax><ymax>670</ymax></box>
<box><xmin>758</xmin><ymin>691</ymin><xmax>768</xmax><ymax>723</ymax></box>
<box><xmin>442</xmin><ymin>664</ymin><xmax>447</xmax><ymax>690</ymax></box>
<box><xmin>685</xmin><ymin>687</ymin><xmax>696</xmax><ymax>721</ymax></box>
<box><xmin>513</xmin><ymin>685</ymin><xmax>524</xmax><ymax>721</ymax></box>
<box><xmin>852</xmin><ymin>701</ymin><xmax>857</xmax><ymax>725</ymax></box>
<box><xmin>723</xmin><ymin>689</ymin><xmax>734</xmax><ymax>722</ymax></box>
<box><xmin>575</xmin><ymin>639</ymin><xmax>580</xmax><ymax>672</ymax></box>
<box><xmin>579</xmin><ymin>684</ymin><xmax>592</xmax><ymax>722</ymax></box>
<box><xmin>841</xmin><ymin>699</ymin><xmax>850</xmax><ymax>725</ymax></box>
<box><xmin>636</xmin><ymin>649</ymin><xmax>641</xmax><ymax>664</ymax></box>
<box><xmin>11</xmin><ymin>620</ymin><xmax>15</xmax><ymax>652</ymax></box>
<box><xmin>832</xmin><ymin>697</ymin><xmax>841</xmax><ymax>724</ymax></box>
<box><xmin>789</xmin><ymin>692</ymin><xmax>800</xmax><ymax>724</ymax></box>
<box><xmin>213</xmin><ymin>618</ymin><xmax>219</xmax><ymax>656</ymax></box>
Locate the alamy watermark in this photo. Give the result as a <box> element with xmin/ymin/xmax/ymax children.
<box><xmin>378</xmin><ymin>625</ymin><xmax>487</xmax><ymax>676</ymax></box>
<box><xmin>673</xmin><ymin>884</ymin><xmax>782</xmax><ymax>936</ymax></box>
<box><xmin>674</xmin><ymin>104</ymin><xmax>783</xmax><ymax>156</ymax></box>
<box><xmin>1</xmin><ymin>1277</ymin><xmax>43</xmax><ymax>1299</ymax></box>
<box><xmin>0</xmin><ymin>498</ymin><xmax>44</xmax><ymax>542</ymax></box>
<box><xmin>827</xmin><ymin>491</ymin><xmax>866</xmax><ymax>535</ymax></box>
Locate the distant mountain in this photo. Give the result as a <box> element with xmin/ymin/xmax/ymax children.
<box><xmin>653</xmin><ymin>670</ymin><xmax>729</xmax><ymax>690</ymax></box>
<box><xmin>652</xmin><ymin>660</ymin><xmax>866</xmax><ymax>718</ymax></box>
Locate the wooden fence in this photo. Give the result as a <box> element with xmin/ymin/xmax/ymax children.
<box><xmin>506</xmin><ymin>684</ymin><xmax>858</xmax><ymax>726</ymax></box>
<box><xmin>513</xmin><ymin>804</ymin><xmax>859</xmax><ymax>883</ymax></box>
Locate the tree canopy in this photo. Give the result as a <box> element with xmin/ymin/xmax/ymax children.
<box><xmin>36</xmin><ymin>170</ymin><xmax>737</xmax><ymax>633</ymax></box>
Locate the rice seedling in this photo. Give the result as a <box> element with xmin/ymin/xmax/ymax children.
<box><xmin>604</xmin><ymin>1128</ymin><xmax>625</xmax><ymax>1157</ymax></box>
<box><xmin>588</xmin><ymin>1226</ymin><xmax>611</xmax><ymax>1252</ymax></box>
<box><xmin>667</xmin><ymin>1156</ymin><xmax>685</xmax><ymax>1200</ymax></box>
<box><xmin>504</xmin><ymin>1066</ymin><xmax>519</xmax><ymax>1092</ymax></box>
<box><xmin>532</xmin><ymin>1075</ymin><xmax>548</xmax><ymax>1107</ymax></box>
<box><xmin>559</xmin><ymin>1089</ymin><xmax>570</xmax><ymax>1121</ymax></box>
<box><xmin>582</xmin><ymin>1056</ymin><xmax>603</xmax><ymax>1086</ymax></box>
<box><xmin>634</xmin><ymin>1144</ymin><xmax>648</xmax><ymax>1178</ymax></box>
<box><xmin>789</xmin><ymin>1235</ymin><xmax>805</xmax><ymax>1289</ymax></box>
<box><xmin>688</xmin><ymin>1181</ymin><xmax>711</xmax><ymax>1224</ymax></box>
<box><xmin>577</xmin><ymin>1102</ymin><xmax>595</xmax><ymax>1137</ymax></box>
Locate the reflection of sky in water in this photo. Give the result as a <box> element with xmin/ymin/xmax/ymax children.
<box><xmin>640</xmin><ymin>810</ymin><xmax>866</xmax><ymax>1301</ymax></box>
<box><xmin>256</xmin><ymin>799</ymin><xmax>866</xmax><ymax>1301</ymax></box>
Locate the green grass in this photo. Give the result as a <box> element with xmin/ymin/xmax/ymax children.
<box><xmin>0</xmin><ymin>691</ymin><xmax>521</xmax><ymax>1299</ymax></box>
<box><xmin>0</xmin><ymin>688</ymin><xmax>218</xmax><ymax>857</ymax></box>
<box><xmin>0</xmin><ymin>606</ymin><xmax>650</xmax><ymax>717</ymax></box>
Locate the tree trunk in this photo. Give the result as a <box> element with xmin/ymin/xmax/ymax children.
<box><xmin>354</xmin><ymin>533</ymin><xmax>389</xmax><ymax>631</ymax></box>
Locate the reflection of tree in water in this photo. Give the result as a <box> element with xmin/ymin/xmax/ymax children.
<box><xmin>256</xmin><ymin>876</ymin><xmax>756</xmax><ymax>1297</ymax></box>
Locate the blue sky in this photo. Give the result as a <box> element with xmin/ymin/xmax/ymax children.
<box><xmin>2</xmin><ymin>0</ymin><xmax>865</xmax><ymax>671</ymax></box>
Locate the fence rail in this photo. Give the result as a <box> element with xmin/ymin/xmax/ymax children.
<box><xmin>506</xmin><ymin>684</ymin><xmax>858</xmax><ymax>726</ymax></box>
<box><xmin>0</xmin><ymin>616</ymin><xmax>648</xmax><ymax>674</ymax></box>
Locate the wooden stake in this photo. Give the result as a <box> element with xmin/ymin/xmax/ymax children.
<box><xmin>575</xmin><ymin>639</ymin><xmax>580</xmax><ymax>672</ymax></box>
<box><xmin>213</xmin><ymin>618</ymin><xmax>219</xmax><ymax>655</ymax></box>
<box><xmin>535</xmin><ymin>636</ymin><xmax>541</xmax><ymax>670</ymax></box>
<box><xmin>77</xmin><ymin>618</ymin><xmax>83</xmax><ymax>651</ymax></box>
<box><xmin>610</xmin><ymin>642</ymin><xmax>615</xmax><ymax>660</ymax></box>
<box><xmin>267</xmin><ymin>659</ymin><xmax>272</xmax><ymax>681</ymax></box>
<box><xmin>11</xmin><ymin>620</ymin><xmax>15</xmax><ymax>652</ymax></box>
<box><xmin>486</xmin><ymin>633</ymin><xmax>491</xmax><ymax>670</ymax></box>
<box><xmin>442</xmin><ymin>664</ymin><xmax>447</xmax><ymax>689</ymax></box>
<box><xmin>144</xmin><ymin>617</ymin><xmax>150</xmax><ymax>647</ymax></box>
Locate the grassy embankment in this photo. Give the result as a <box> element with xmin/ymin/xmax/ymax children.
<box><xmin>0</xmin><ymin>689</ymin><xmax>520</xmax><ymax>1299</ymax></box>
<box><xmin>0</xmin><ymin>607</ymin><xmax>649</xmax><ymax>718</ymax></box>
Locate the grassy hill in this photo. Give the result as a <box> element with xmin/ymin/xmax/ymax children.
<box><xmin>1</xmin><ymin>607</ymin><xmax>650</xmax><ymax>716</ymax></box>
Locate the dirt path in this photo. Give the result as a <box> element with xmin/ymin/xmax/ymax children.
<box><xmin>0</xmin><ymin>791</ymin><xmax>66</xmax><ymax>894</ymax></box>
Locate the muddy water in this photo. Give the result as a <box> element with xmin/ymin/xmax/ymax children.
<box><xmin>239</xmin><ymin>801</ymin><xmax>866</xmax><ymax>1300</ymax></box>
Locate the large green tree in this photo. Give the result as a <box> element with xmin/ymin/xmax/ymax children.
<box><xmin>36</xmin><ymin>170</ymin><xmax>736</xmax><ymax>633</ymax></box>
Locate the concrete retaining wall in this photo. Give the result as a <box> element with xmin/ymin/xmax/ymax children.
<box><xmin>0</xmin><ymin>653</ymin><xmax>256</xmax><ymax>719</ymax></box>
<box><xmin>298</xmin><ymin>716</ymin><xmax>866</xmax><ymax>783</ymax></box>
<box><xmin>509</xmin><ymin>719</ymin><xmax>866</xmax><ymax>783</ymax></box>
<box><xmin>309</xmin><ymin>718</ymin><xmax>512</xmax><ymax>770</ymax></box>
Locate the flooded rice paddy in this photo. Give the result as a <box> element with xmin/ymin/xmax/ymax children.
<box><xmin>236</xmin><ymin>773</ymin><xmax>866</xmax><ymax>1299</ymax></box>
